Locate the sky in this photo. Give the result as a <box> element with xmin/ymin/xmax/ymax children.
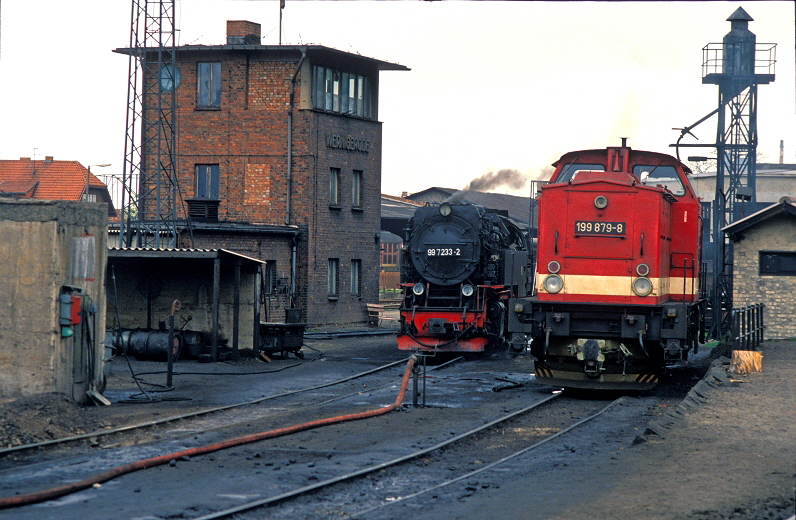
<box><xmin>0</xmin><ymin>1</ymin><xmax>794</xmax><ymax>200</ymax></box>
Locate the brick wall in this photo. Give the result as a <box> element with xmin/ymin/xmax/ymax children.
<box><xmin>732</xmin><ymin>214</ymin><xmax>796</xmax><ymax>339</ymax></box>
<box><xmin>305</xmin><ymin>114</ymin><xmax>382</xmax><ymax>326</ymax></box>
<box><xmin>141</xmin><ymin>49</ymin><xmax>384</xmax><ymax>327</ymax></box>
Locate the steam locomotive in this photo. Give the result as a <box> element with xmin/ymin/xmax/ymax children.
<box><xmin>397</xmin><ymin>202</ymin><xmax>530</xmax><ymax>352</ymax></box>
<box><xmin>508</xmin><ymin>141</ymin><xmax>705</xmax><ymax>390</ymax></box>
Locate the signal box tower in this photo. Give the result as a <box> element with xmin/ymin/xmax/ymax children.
<box><xmin>673</xmin><ymin>7</ymin><xmax>776</xmax><ymax>339</ymax></box>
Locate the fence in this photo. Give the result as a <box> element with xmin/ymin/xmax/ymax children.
<box><xmin>732</xmin><ymin>303</ymin><xmax>765</xmax><ymax>351</ymax></box>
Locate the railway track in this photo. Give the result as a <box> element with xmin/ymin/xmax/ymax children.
<box><xmin>0</xmin><ymin>350</ymin><xmax>670</xmax><ymax>520</ymax></box>
<box><xmin>196</xmin><ymin>394</ymin><xmax>624</xmax><ymax>519</ymax></box>
<box><xmin>0</xmin><ymin>355</ymin><xmax>444</xmax><ymax>466</ymax></box>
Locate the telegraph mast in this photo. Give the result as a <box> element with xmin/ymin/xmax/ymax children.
<box><xmin>120</xmin><ymin>0</ymin><xmax>180</xmax><ymax>248</ymax></box>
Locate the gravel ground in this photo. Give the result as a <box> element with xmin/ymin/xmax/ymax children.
<box><xmin>425</xmin><ymin>340</ymin><xmax>796</xmax><ymax>520</ymax></box>
<box><xmin>1</xmin><ymin>334</ymin><xmax>793</xmax><ymax>520</ymax></box>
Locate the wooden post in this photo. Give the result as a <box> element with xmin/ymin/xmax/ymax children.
<box><xmin>212</xmin><ymin>256</ymin><xmax>221</xmax><ymax>362</ymax></box>
<box><xmin>232</xmin><ymin>260</ymin><xmax>241</xmax><ymax>362</ymax></box>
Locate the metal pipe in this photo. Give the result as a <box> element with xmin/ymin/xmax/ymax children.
<box><xmin>290</xmin><ymin>236</ymin><xmax>298</xmax><ymax>308</ymax></box>
<box><xmin>286</xmin><ymin>48</ymin><xmax>307</xmax><ymax>226</ymax></box>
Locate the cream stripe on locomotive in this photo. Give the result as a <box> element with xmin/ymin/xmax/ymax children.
<box><xmin>536</xmin><ymin>273</ymin><xmax>698</xmax><ymax>297</ymax></box>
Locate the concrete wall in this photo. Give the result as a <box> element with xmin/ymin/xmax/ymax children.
<box><xmin>0</xmin><ymin>199</ymin><xmax>107</xmax><ymax>402</ymax></box>
<box><xmin>732</xmin><ymin>213</ymin><xmax>796</xmax><ymax>339</ymax></box>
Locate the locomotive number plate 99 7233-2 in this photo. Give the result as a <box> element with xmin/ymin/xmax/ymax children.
<box><xmin>574</xmin><ymin>221</ymin><xmax>625</xmax><ymax>235</ymax></box>
<box><xmin>426</xmin><ymin>248</ymin><xmax>462</xmax><ymax>256</ymax></box>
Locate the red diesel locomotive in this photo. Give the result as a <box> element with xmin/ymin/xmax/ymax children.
<box><xmin>398</xmin><ymin>202</ymin><xmax>530</xmax><ymax>353</ymax></box>
<box><xmin>508</xmin><ymin>141</ymin><xmax>705</xmax><ymax>389</ymax></box>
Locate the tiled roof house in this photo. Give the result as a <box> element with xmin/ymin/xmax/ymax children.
<box><xmin>0</xmin><ymin>157</ymin><xmax>116</xmax><ymax>216</ymax></box>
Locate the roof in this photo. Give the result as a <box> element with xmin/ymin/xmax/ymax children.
<box><xmin>108</xmin><ymin>247</ymin><xmax>265</xmax><ymax>266</ymax></box>
<box><xmin>380</xmin><ymin>194</ymin><xmax>423</xmax><ymax>220</ymax></box>
<box><xmin>113</xmin><ymin>44</ymin><xmax>410</xmax><ymax>72</ymax></box>
<box><xmin>723</xmin><ymin>201</ymin><xmax>796</xmax><ymax>237</ymax></box>
<box><xmin>0</xmin><ymin>158</ymin><xmax>116</xmax><ymax>215</ymax></box>
<box><xmin>405</xmin><ymin>187</ymin><xmax>532</xmax><ymax>226</ymax></box>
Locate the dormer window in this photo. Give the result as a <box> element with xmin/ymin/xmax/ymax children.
<box><xmin>312</xmin><ymin>65</ymin><xmax>374</xmax><ymax>119</ymax></box>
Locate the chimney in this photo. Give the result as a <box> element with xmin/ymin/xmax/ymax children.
<box><xmin>44</xmin><ymin>156</ymin><xmax>53</xmax><ymax>162</ymax></box>
<box><xmin>780</xmin><ymin>140</ymin><xmax>784</xmax><ymax>164</ymax></box>
<box><xmin>401</xmin><ymin>191</ymin><xmax>408</xmax><ymax>198</ymax></box>
<box><xmin>226</xmin><ymin>20</ymin><xmax>261</xmax><ymax>45</ymax></box>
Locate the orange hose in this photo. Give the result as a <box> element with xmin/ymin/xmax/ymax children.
<box><xmin>0</xmin><ymin>356</ymin><xmax>417</xmax><ymax>509</ymax></box>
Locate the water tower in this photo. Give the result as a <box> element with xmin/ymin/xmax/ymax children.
<box><xmin>672</xmin><ymin>7</ymin><xmax>776</xmax><ymax>338</ymax></box>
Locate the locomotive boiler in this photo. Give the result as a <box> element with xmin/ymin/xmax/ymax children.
<box><xmin>508</xmin><ymin>141</ymin><xmax>705</xmax><ymax>389</ymax></box>
<box><xmin>398</xmin><ymin>202</ymin><xmax>531</xmax><ymax>353</ymax></box>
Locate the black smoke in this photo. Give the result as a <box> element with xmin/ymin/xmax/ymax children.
<box><xmin>463</xmin><ymin>169</ymin><xmax>527</xmax><ymax>192</ymax></box>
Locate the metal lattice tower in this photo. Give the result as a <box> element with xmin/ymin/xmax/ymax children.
<box><xmin>120</xmin><ymin>0</ymin><xmax>179</xmax><ymax>248</ymax></box>
<box><xmin>673</xmin><ymin>7</ymin><xmax>776</xmax><ymax>339</ymax></box>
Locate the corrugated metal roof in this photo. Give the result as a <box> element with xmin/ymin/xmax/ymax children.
<box><xmin>108</xmin><ymin>247</ymin><xmax>266</xmax><ymax>265</ymax></box>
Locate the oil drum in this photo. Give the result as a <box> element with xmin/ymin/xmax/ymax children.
<box><xmin>128</xmin><ymin>330</ymin><xmax>182</xmax><ymax>361</ymax></box>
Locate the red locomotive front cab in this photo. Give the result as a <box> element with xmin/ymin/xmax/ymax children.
<box><xmin>536</xmin><ymin>145</ymin><xmax>701</xmax><ymax>306</ymax></box>
<box><xmin>509</xmin><ymin>143</ymin><xmax>704</xmax><ymax>390</ymax></box>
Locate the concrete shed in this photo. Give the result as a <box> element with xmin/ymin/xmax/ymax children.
<box><xmin>0</xmin><ymin>199</ymin><xmax>108</xmax><ymax>404</ymax></box>
<box><xmin>724</xmin><ymin>201</ymin><xmax>796</xmax><ymax>339</ymax></box>
<box><xmin>106</xmin><ymin>248</ymin><xmax>266</xmax><ymax>360</ymax></box>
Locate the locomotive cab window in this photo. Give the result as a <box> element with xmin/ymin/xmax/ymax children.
<box><xmin>634</xmin><ymin>165</ymin><xmax>685</xmax><ymax>196</ymax></box>
<box><xmin>556</xmin><ymin>163</ymin><xmax>604</xmax><ymax>183</ymax></box>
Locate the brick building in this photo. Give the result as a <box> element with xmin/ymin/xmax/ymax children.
<box><xmin>114</xmin><ymin>21</ymin><xmax>408</xmax><ymax>327</ymax></box>
<box><xmin>725</xmin><ymin>201</ymin><xmax>796</xmax><ymax>340</ymax></box>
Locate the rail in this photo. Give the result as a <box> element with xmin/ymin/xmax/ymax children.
<box><xmin>732</xmin><ymin>303</ymin><xmax>765</xmax><ymax>351</ymax></box>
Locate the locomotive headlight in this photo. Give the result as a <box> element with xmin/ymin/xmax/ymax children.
<box><xmin>461</xmin><ymin>284</ymin><xmax>475</xmax><ymax>297</ymax></box>
<box><xmin>594</xmin><ymin>195</ymin><xmax>608</xmax><ymax>209</ymax></box>
<box><xmin>412</xmin><ymin>283</ymin><xmax>425</xmax><ymax>296</ymax></box>
<box><xmin>543</xmin><ymin>274</ymin><xmax>563</xmax><ymax>294</ymax></box>
<box><xmin>632</xmin><ymin>277</ymin><xmax>653</xmax><ymax>297</ymax></box>
<box><xmin>547</xmin><ymin>260</ymin><xmax>561</xmax><ymax>274</ymax></box>
<box><xmin>636</xmin><ymin>263</ymin><xmax>650</xmax><ymax>277</ymax></box>
<box><xmin>439</xmin><ymin>203</ymin><xmax>452</xmax><ymax>217</ymax></box>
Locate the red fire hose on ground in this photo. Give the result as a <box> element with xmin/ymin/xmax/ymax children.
<box><xmin>0</xmin><ymin>356</ymin><xmax>417</xmax><ymax>509</ymax></box>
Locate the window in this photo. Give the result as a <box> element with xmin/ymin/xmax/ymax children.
<box><xmin>350</xmin><ymin>259</ymin><xmax>362</xmax><ymax>296</ymax></box>
<box><xmin>312</xmin><ymin>65</ymin><xmax>373</xmax><ymax>119</ymax></box>
<box><xmin>328</xmin><ymin>258</ymin><xmax>339</xmax><ymax>296</ymax></box>
<box><xmin>381</xmin><ymin>242</ymin><xmax>401</xmax><ymax>267</ymax></box>
<box><xmin>555</xmin><ymin>163</ymin><xmax>605</xmax><ymax>183</ymax></box>
<box><xmin>329</xmin><ymin>168</ymin><xmax>340</xmax><ymax>207</ymax></box>
<box><xmin>195</xmin><ymin>164</ymin><xmax>219</xmax><ymax>199</ymax></box>
<box><xmin>760</xmin><ymin>251</ymin><xmax>796</xmax><ymax>276</ymax></box>
<box><xmin>264</xmin><ymin>261</ymin><xmax>276</xmax><ymax>294</ymax></box>
<box><xmin>634</xmin><ymin>165</ymin><xmax>685</xmax><ymax>196</ymax></box>
<box><xmin>352</xmin><ymin>170</ymin><xmax>362</xmax><ymax>209</ymax></box>
<box><xmin>197</xmin><ymin>62</ymin><xmax>221</xmax><ymax>108</ymax></box>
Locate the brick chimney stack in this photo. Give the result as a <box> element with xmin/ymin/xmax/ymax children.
<box><xmin>226</xmin><ymin>20</ymin><xmax>261</xmax><ymax>45</ymax></box>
